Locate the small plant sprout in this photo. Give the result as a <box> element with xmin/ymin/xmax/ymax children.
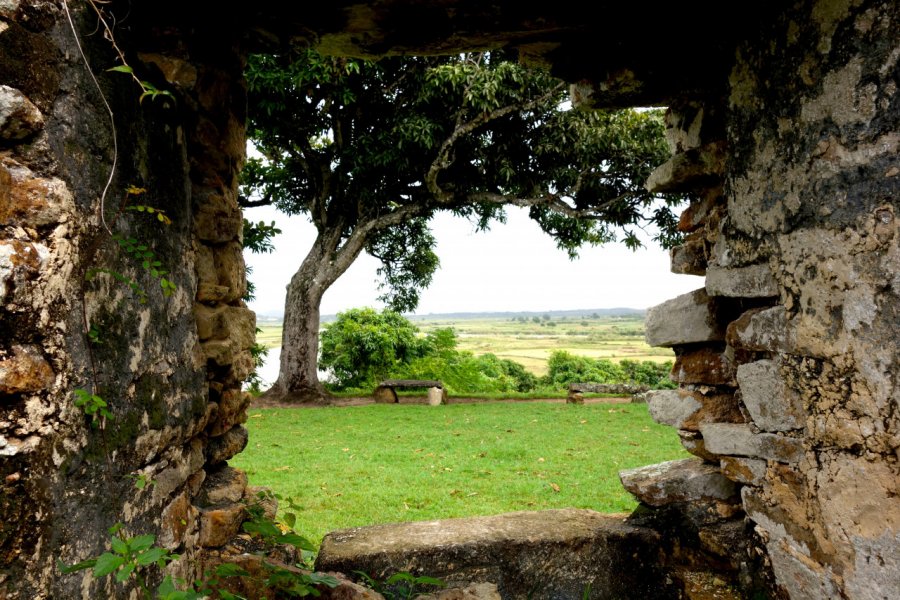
<box><xmin>73</xmin><ymin>389</ymin><xmax>112</xmax><ymax>428</ymax></box>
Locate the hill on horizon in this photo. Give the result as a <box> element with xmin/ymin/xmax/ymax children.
<box><xmin>255</xmin><ymin>307</ymin><xmax>646</xmax><ymax>324</ymax></box>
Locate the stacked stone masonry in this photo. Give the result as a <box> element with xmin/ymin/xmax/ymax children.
<box><xmin>640</xmin><ymin>1</ymin><xmax>900</xmax><ymax>598</ymax></box>
<box><xmin>0</xmin><ymin>3</ymin><xmax>259</xmax><ymax>597</ymax></box>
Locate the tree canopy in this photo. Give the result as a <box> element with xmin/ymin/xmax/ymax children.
<box><xmin>241</xmin><ymin>49</ymin><xmax>686</xmax><ymax>402</ymax></box>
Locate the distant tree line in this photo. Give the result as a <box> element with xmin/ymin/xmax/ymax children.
<box><xmin>318</xmin><ymin>308</ymin><xmax>674</xmax><ymax>395</ymax></box>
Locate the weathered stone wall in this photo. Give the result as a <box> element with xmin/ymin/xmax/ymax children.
<box><xmin>0</xmin><ymin>3</ymin><xmax>258</xmax><ymax>597</ymax></box>
<box><xmin>643</xmin><ymin>0</ymin><xmax>899</xmax><ymax>597</ymax></box>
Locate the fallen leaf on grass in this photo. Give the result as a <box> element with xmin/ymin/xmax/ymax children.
<box><xmin>538</xmin><ymin>457</ymin><xmax>545</xmax><ymax>462</ymax></box>
<box><xmin>549</xmin><ymin>483</ymin><xmax>561</xmax><ymax>492</ymax></box>
<box><xmin>250</xmin><ymin>413</ymin><xmax>263</xmax><ymax>419</ymax></box>
<box><xmin>342</xmin><ymin>448</ymin><xmax>350</xmax><ymax>452</ymax></box>
<box><xmin>273</xmin><ymin>466</ymin><xmax>292</xmax><ymax>472</ymax></box>
<box><xmin>579</xmin><ymin>420</ymin><xmax>587</xmax><ymax>424</ymax></box>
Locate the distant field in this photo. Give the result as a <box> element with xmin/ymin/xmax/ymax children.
<box><xmin>255</xmin><ymin>313</ymin><xmax>672</xmax><ymax>376</ymax></box>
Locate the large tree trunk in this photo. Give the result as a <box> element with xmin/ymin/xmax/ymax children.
<box><xmin>263</xmin><ymin>230</ymin><xmax>364</xmax><ymax>403</ymax></box>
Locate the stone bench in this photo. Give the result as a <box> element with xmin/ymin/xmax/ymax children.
<box><xmin>567</xmin><ymin>383</ymin><xmax>651</xmax><ymax>404</ymax></box>
<box><xmin>373</xmin><ymin>379</ymin><xmax>448</xmax><ymax>405</ymax></box>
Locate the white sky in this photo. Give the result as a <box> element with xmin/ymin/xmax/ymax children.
<box><xmin>243</xmin><ymin>204</ymin><xmax>703</xmax><ymax>317</ymax></box>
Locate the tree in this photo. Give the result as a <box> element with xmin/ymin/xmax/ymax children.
<box><xmin>242</xmin><ymin>49</ymin><xmax>685</xmax><ymax>403</ymax></box>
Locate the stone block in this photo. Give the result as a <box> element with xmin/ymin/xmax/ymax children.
<box><xmin>159</xmin><ymin>491</ymin><xmax>198</xmax><ymax>550</ymax></box>
<box><xmin>647</xmin><ymin>389</ymin><xmax>743</xmax><ymax>431</ymax></box>
<box><xmin>0</xmin><ymin>157</ymin><xmax>74</xmax><ymax>227</ymax></box>
<box><xmin>700</xmin><ymin>423</ymin><xmax>804</xmax><ymax>463</ymax></box>
<box><xmin>209</xmin><ymin>388</ymin><xmax>252</xmax><ymax>437</ymax></box>
<box><xmin>619</xmin><ymin>458</ymin><xmax>738</xmax><ymax>507</ymax></box>
<box><xmin>705</xmin><ymin>264</ymin><xmax>778</xmax><ymax>298</ymax></box>
<box><xmin>645</xmin><ymin>141</ymin><xmax>726</xmax><ymax>194</ymax></box>
<box><xmin>0</xmin><ymin>240</ymin><xmax>48</xmax><ymax>301</ymax></box>
<box><xmin>736</xmin><ymin>360</ymin><xmax>805</xmax><ymax>432</ymax></box>
<box><xmin>201</xmin><ymin>339</ymin><xmax>234</xmax><ymax>366</ymax></box>
<box><xmin>194</xmin><ymin>305</ymin><xmax>255</xmax><ymax>349</ymax></box>
<box><xmin>316</xmin><ymin>509</ymin><xmax>673</xmax><ymax>599</ymax></box>
<box><xmin>671</xmin><ymin>347</ymin><xmax>736</xmax><ymax>386</ymax></box>
<box><xmin>207</xmin><ymin>425</ymin><xmax>248</xmax><ymax>465</ymax></box>
<box><xmin>198</xmin><ymin>466</ymin><xmax>248</xmax><ymax>506</ymax></box>
<box><xmin>417</xmin><ymin>583</ymin><xmax>501</xmax><ymax>600</ymax></box>
<box><xmin>670</xmin><ymin>238</ymin><xmax>708</xmax><ymax>275</ymax></box>
<box><xmin>645</xmin><ymin>288</ymin><xmax>725</xmax><ymax>348</ymax></box>
<box><xmin>213</xmin><ymin>241</ymin><xmax>247</xmax><ymax>302</ymax></box>
<box><xmin>198</xmin><ymin>502</ymin><xmax>247</xmax><ymax>548</ymax></box>
<box><xmin>197</xmin><ymin>283</ymin><xmax>230</xmax><ymax>303</ymax></box>
<box><xmin>137</xmin><ymin>53</ymin><xmax>198</xmax><ymax>89</ymax></box>
<box><xmin>726</xmin><ymin>306</ymin><xmax>796</xmax><ymax>353</ymax></box>
<box><xmin>0</xmin><ymin>0</ymin><xmax>20</xmax><ymax>19</ymax></box>
<box><xmin>193</xmin><ymin>194</ymin><xmax>242</xmax><ymax>244</ymax></box>
<box><xmin>677</xmin><ymin>187</ymin><xmax>722</xmax><ymax>233</ymax></box>
<box><xmin>719</xmin><ymin>456</ymin><xmax>767</xmax><ymax>485</ymax></box>
<box><xmin>678</xmin><ymin>430</ymin><xmax>720</xmax><ymax>462</ymax></box>
<box><xmin>0</xmin><ymin>344</ymin><xmax>54</xmax><ymax>394</ymax></box>
<box><xmin>226</xmin><ymin>350</ymin><xmax>256</xmax><ymax>385</ymax></box>
<box><xmin>0</xmin><ymin>85</ymin><xmax>42</xmax><ymax>140</ymax></box>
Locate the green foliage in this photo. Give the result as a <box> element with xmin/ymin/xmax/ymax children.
<box><xmin>59</xmin><ymin>523</ymin><xmax>178</xmax><ymax>589</ymax></box>
<box><xmin>319</xmin><ymin>308</ymin><xmax>424</xmax><ymax>389</ymax></box>
<box><xmin>243</xmin><ymin>219</ymin><xmax>282</xmax><ymax>254</ymax></box>
<box><xmin>354</xmin><ymin>571</ymin><xmax>444</xmax><ymax>600</ymax></box>
<box><xmin>73</xmin><ymin>389</ymin><xmax>112</xmax><ymax>428</ymax></box>
<box><xmin>543</xmin><ymin>351</ymin><xmax>673</xmax><ymax>389</ymax></box>
<box><xmin>367</xmin><ymin>218</ymin><xmax>439</xmax><ymax>313</ymax></box>
<box><xmin>238</xmin><ymin>491</ymin><xmax>340</xmax><ymax>597</ymax></box>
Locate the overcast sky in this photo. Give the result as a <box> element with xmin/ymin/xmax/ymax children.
<box><xmin>243</xmin><ymin>204</ymin><xmax>703</xmax><ymax>317</ymax></box>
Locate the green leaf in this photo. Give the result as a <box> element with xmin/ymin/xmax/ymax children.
<box><xmin>108</xmin><ymin>522</ymin><xmax>124</xmax><ymax>535</ymax></box>
<box><xmin>115</xmin><ymin>562</ymin><xmax>135</xmax><ymax>583</ymax></box>
<box><xmin>216</xmin><ymin>562</ymin><xmax>251</xmax><ymax>577</ymax></box>
<box><xmin>59</xmin><ymin>558</ymin><xmax>97</xmax><ymax>574</ymax></box>
<box><xmin>135</xmin><ymin>546</ymin><xmax>168</xmax><ymax>566</ymax></box>
<box><xmin>93</xmin><ymin>552</ymin><xmax>125</xmax><ymax>577</ymax></box>
<box><xmin>108</xmin><ymin>65</ymin><xmax>134</xmax><ymax>74</ymax></box>
<box><xmin>129</xmin><ymin>534</ymin><xmax>156</xmax><ymax>553</ymax></box>
<box><xmin>110</xmin><ymin>535</ymin><xmax>128</xmax><ymax>555</ymax></box>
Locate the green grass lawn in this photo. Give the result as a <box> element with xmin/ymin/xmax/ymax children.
<box><xmin>231</xmin><ymin>402</ymin><xmax>688</xmax><ymax>547</ymax></box>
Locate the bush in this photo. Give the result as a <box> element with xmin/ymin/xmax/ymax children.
<box><xmin>319</xmin><ymin>308</ymin><xmax>425</xmax><ymax>389</ymax></box>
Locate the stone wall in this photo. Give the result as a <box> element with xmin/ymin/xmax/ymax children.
<box><xmin>1</xmin><ymin>0</ymin><xmax>897</xmax><ymax>598</ymax></box>
<box><xmin>0</xmin><ymin>3</ymin><xmax>258</xmax><ymax>597</ymax></box>
<box><xmin>642</xmin><ymin>0</ymin><xmax>899</xmax><ymax>597</ymax></box>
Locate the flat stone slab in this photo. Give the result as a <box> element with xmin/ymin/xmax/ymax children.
<box><xmin>700</xmin><ymin>423</ymin><xmax>805</xmax><ymax>463</ymax></box>
<box><xmin>619</xmin><ymin>458</ymin><xmax>738</xmax><ymax>507</ymax></box>
<box><xmin>645</xmin><ymin>288</ymin><xmax>725</xmax><ymax>348</ymax></box>
<box><xmin>316</xmin><ymin>509</ymin><xmax>676</xmax><ymax>600</ymax></box>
